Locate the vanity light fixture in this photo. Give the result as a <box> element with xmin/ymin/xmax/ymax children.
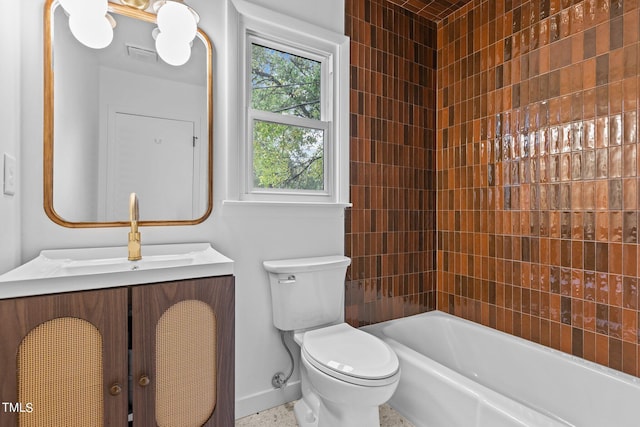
<box><xmin>152</xmin><ymin>0</ymin><xmax>200</xmax><ymax>66</ymax></box>
<box><xmin>120</xmin><ymin>0</ymin><xmax>151</xmax><ymax>9</ymax></box>
<box><xmin>59</xmin><ymin>0</ymin><xmax>114</xmax><ymax>49</ymax></box>
<box><xmin>58</xmin><ymin>0</ymin><xmax>199</xmax><ymax>66</ymax></box>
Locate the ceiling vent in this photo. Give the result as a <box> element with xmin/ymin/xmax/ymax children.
<box><xmin>126</xmin><ymin>44</ymin><xmax>158</xmax><ymax>63</ymax></box>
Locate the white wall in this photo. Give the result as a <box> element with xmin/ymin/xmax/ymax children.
<box><xmin>53</xmin><ymin>11</ymin><xmax>100</xmax><ymax>221</ymax></box>
<box><xmin>17</xmin><ymin>0</ymin><xmax>345</xmax><ymax>419</ymax></box>
<box><xmin>0</xmin><ymin>0</ymin><xmax>22</xmax><ymax>274</ymax></box>
<box><xmin>245</xmin><ymin>0</ymin><xmax>344</xmax><ymax>34</ymax></box>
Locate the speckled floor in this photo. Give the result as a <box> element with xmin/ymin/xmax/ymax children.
<box><xmin>236</xmin><ymin>402</ymin><xmax>415</xmax><ymax>426</ymax></box>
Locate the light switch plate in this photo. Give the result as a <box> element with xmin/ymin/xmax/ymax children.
<box><xmin>3</xmin><ymin>153</ymin><xmax>16</xmax><ymax>196</ymax></box>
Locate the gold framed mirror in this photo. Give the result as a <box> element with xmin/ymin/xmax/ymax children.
<box><xmin>44</xmin><ymin>0</ymin><xmax>213</xmax><ymax>228</ymax></box>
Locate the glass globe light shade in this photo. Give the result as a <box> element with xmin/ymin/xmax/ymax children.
<box><xmin>59</xmin><ymin>0</ymin><xmax>82</xmax><ymax>14</ymax></box>
<box><xmin>156</xmin><ymin>1</ymin><xmax>197</xmax><ymax>42</ymax></box>
<box><xmin>61</xmin><ymin>0</ymin><xmax>107</xmax><ymax>16</ymax></box>
<box><xmin>155</xmin><ymin>31</ymin><xmax>191</xmax><ymax>66</ymax></box>
<box><xmin>69</xmin><ymin>13</ymin><xmax>114</xmax><ymax>49</ymax></box>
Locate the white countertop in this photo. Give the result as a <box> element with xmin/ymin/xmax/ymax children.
<box><xmin>0</xmin><ymin>243</ymin><xmax>234</xmax><ymax>299</ymax></box>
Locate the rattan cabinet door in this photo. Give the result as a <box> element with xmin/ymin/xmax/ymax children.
<box><xmin>131</xmin><ymin>276</ymin><xmax>234</xmax><ymax>427</ymax></box>
<box><xmin>0</xmin><ymin>288</ymin><xmax>129</xmax><ymax>427</ymax></box>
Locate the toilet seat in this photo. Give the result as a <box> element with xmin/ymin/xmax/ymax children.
<box><xmin>301</xmin><ymin>323</ymin><xmax>399</xmax><ymax>387</ymax></box>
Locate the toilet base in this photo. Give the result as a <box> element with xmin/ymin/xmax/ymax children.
<box><xmin>318</xmin><ymin>400</ymin><xmax>381</xmax><ymax>427</ymax></box>
<box><xmin>293</xmin><ymin>394</ymin><xmax>381</xmax><ymax>427</ymax></box>
<box><xmin>294</xmin><ymin>398</ymin><xmax>318</xmax><ymax>427</ymax></box>
<box><xmin>294</xmin><ymin>354</ymin><xmax>387</xmax><ymax>427</ymax></box>
<box><xmin>293</xmin><ymin>364</ymin><xmax>321</xmax><ymax>427</ymax></box>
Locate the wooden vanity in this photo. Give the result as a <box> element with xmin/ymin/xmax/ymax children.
<box><xmin>0</xmin><ymin>245</ymin><xmax>234</xmax><ymax>427</ymax></box>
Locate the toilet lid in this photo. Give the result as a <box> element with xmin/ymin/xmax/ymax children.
<box><xmin>302</xmin><ymin>323</ymin><xmax>399</xmax><ymax>385</ymax></box>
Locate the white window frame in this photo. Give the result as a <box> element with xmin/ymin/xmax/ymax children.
<box><xmin>234</xmin><ymin>0</ymin><xmax>350</xmax><ymax>204</ymax></box>
<box><xmin>247</xmin><ymin>36</ymin><xmax>332</xmax><ymax>197</ymax></box>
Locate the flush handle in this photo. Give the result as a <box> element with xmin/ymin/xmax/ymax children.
<box><xmin>278</xmin><ymin>275</ymin><xmax>296</xmax><ymax>284</ymax></box>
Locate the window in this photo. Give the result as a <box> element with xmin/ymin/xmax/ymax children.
<box><xmin>248</xmin><ymin>41</ymin><xmax>329</xmax><ymax>193</ymax></box>
<box><xmin>234</xmin><ymin>0</ymin><xmax>350</xmax><ymax>204</ymax></box>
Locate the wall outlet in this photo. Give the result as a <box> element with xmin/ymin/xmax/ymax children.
<box><xmin>3</xmin><ymin>153</ymin><xmax>16</xmax><ymax>196</ymax></box>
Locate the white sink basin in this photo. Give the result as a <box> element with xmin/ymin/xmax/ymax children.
<box><xmin>60</xmin><ymin>255</ymin><xmax>193</xmax><ymax>276</ymax></box>
<box><xmin>0</xmin><ymin>243</ymin><xmax>233</xmax><ymax>299</ymax></box>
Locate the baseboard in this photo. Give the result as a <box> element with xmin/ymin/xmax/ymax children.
<box><xmin>235</xmin><ymin>380</ymin><xmax>302</xmax><ymax>419</ymax></box>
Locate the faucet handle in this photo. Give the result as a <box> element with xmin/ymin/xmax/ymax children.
<box><xmin>129</xmin><ymin>192</ymin><xmax>139</xmax><ymax>222</ymax></box>
<box><xmin>128</xmin><ymin>192</ymin><xmax>142</xmax><ymax>261</ymax></box>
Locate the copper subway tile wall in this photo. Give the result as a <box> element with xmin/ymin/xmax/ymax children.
<box><xmin>387</xmin><ymin>0</ymin><xmax>475</xmax><ymax>22</ymax></box>
<box><xmin>345</xmin><ymin>0</ymin><xmax>438</xmax><ymax>326</ymax></box>
<box><xmin>437</xmin><ymin>0</ymin><xmax>640</xmax><ymax>376</ymax></box>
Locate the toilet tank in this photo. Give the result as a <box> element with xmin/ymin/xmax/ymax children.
<box><xmin>263</xmin><ymin>255</ymin><xmax>351</xmax><ymax>331</ymax></box>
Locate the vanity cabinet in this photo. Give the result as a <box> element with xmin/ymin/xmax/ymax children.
<box><xmin>0</xmin><ymin>287</ymin><xmax>129</xmax><ymax>427</ymax></box>
<box><xmin>131</xmin><ymin>277</ymin><xmax>235</xmax><ymax>427</ymax></box>
<box><xmin>0</xmin><ymin>276</ymin><xmax>234</xmax><ymax>427</ymax></box>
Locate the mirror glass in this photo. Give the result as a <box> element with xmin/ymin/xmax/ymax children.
<box><xmin>45</xmin><ymin>1</ymin><xmax>212</xmax><ymax>226</ymax></box>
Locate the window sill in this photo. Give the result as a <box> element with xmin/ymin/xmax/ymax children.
<box><xmin>222</xmin><ymin>199</ymin><xmax>352</xmax><ymax>209</ymax></box>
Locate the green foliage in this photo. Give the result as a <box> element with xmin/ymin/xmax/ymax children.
<box><xmin>251</xmin><ymin>44</ymin><xmax>324</xmax><ymax>190</ymax></box>
<box><xmin>252</xmin><ymin>121</ymin><xmax>324</xmax><ymax>190</ymax></box>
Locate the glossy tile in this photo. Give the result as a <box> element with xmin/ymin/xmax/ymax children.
<box><xmin>436</xmin><ymin>0</ymin><xmax>640</xmax><ymax>376</ymax></box>
<box><xmin>346</xmin><ymin>0</ymin><xmax>437</xmax><ymax>326</ymax></box>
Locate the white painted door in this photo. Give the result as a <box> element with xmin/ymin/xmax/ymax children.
<box><xmin>106</xmin><ymin>112</ymin><xmax>196</xmax><ymax>221</ymax></box>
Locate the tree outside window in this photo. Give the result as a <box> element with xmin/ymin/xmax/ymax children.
<box><xmin>249</xmin><ymin>43</ymin><xmax>328</xmax><ymax>192</ymax></box>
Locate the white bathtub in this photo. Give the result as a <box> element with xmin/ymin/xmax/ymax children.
<box><xmin>363</xmin><ymin>311</ymin><xmax>640</xmax><ymax>427</ymax></box>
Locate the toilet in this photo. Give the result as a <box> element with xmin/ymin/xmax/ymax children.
<box><xmin>263</xmin><ymin>255</ymin><xmax>400</xmax><ymax>427</ymax></box>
